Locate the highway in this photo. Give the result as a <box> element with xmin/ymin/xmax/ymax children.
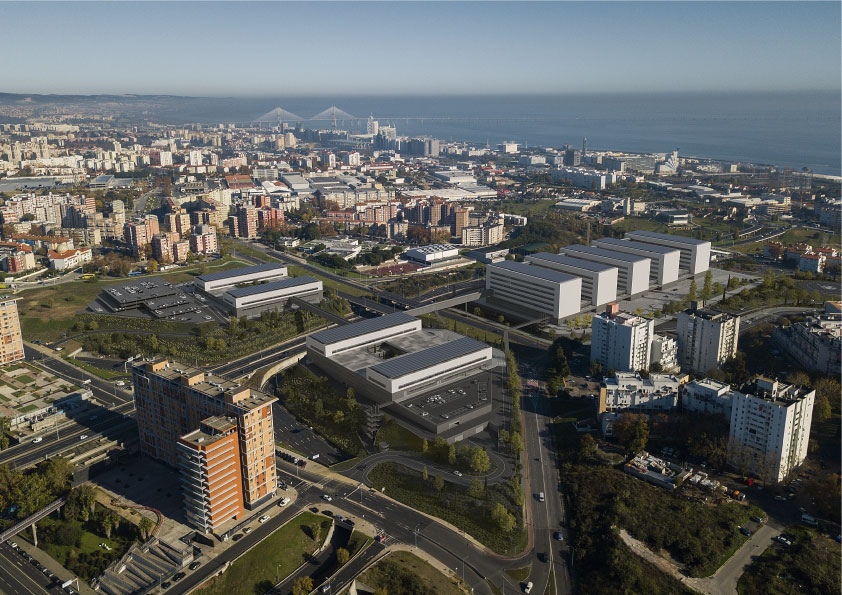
<box><xmin>0</xmin><ymin>543</ymin><xmax>53</xmax><ymax>595</ymax></box>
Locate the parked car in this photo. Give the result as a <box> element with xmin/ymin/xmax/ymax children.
<box><xmin>750</xmin><ymin>516</ymin><xmax>764</xmax><ymax>524</ymax></box>
<box><xmin>739</xmin><ymin>527</ymin><xmax>751</xmax><ymax>537</ymax></box>
<box><xmin>258</xmin><ymin>515</ymin><xmax>270</xmax><ymax>523</ymax></box>
<box><xmin>523</xmin><ymin>582</ymin><xmax>534</xmax><ymax>594</ymax></box>
<box><xmin>453</xmin><ymin>470</ymin><xmax>463</xmax><ymax>477</ymax></box>
<box><xmin>243</xmin><ymin>527</ymin><xmax>252</xmax><ymax>534</ymax></box>
<box><xmin>553</xmin><ymin>531</ymin><xmax>564</xmax><ymax>541</ymax></box>
<box><xmin>32</xmin><ymin>437</ymin><xmax>42</xmax><ymax>444</ymax></box>
<box><xmin>279</xmin><ymin>497</ymin><xmax>291</xmax><ymax>507</ymax></box>
<box><xmin>232</xmin><ymin>534</ymin><xmax>243</xmax><ymax>541</ymax></box>
<box><xmin>189</xmin><ymin>561</ymin><xmax>201</xmax><ymax>570</ymax></box>
<box><xmin>173</xmin><ymin>572</ymin><xmax>185</xmax><ymax>582</ymax></box>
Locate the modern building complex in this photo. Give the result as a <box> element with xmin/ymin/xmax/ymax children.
<box><xmin>177</xmin><ymin>416</ymin><xmax>245</xmax><ymax>533</ymax></box>
<box><xmin>306</xmin><ymin>313</ymin><xmax>502</xmax><ymax>441</ymax></box>
<box><xmin>485</xmin><ymin>260</ymin><xmax>582</xmax><ymax>322</ymax></box>
<box><xmin>96</xmin><ymin>278</ymin><xmax>198</xmax><ymax>319</ymax></box>
<box><xmin>403</xmin><ymin>244</ymin><xmax>461</xmax><ymax>266</ymax></box>
<box><xmin>728</xmin><ymin>377</ymin><xmax>815</xmax><ymax>483</ymax></box>
<box><xmin>592</xmin><ymin>237</ymin><xmax>681</xmax><ymax>287</ymax></box>
<box><xmin>0</xmin><ymin>297</ymin><xmax>24</xmax><ymax>365</ymax></box>
<box><xmin>132</xmin><ymin>359</ymin><xmax>278</xmax><ymax>530</ymax></box>
<box><xmin>525</xmin><ymin>252</ymin><xmax>618</xmax><ymax>307</ymax></box>
<box><xmin>194</xmin><ymin>263</ymin><xmax>289</xmax><ymax>294</ymax></box>
<box><xmin>598</xmin><ymin>372</ymin><xmax>683</xmax><ymax>414</ymax></box>
<box><xmin>590</xmin><ymin>304</ymin><xmax>654</xmax><ymax>373</ymax></box>
<box><xmin>772</xmin><ymin>314</ymin><xmax>841</xmax><ymax>378</ymax></box>
<box><xmin>222</xmin><ymin>276</ymin><xmax>323</xmax><ymax>318</ymax></box>
<box><xmin>559</xmin><ymin>244</ymin><xmax>651</xmax><ymax>296</ymax></box>
<box><xmin>676</xmin><ymin>305</ymin><xmax>740</xmax><ymax>374</ymax></box>
<box><xmin>682</xmin><ymin>378</ymin><xmax>734</xmax><ymax>419</ymax></box>
<box><xmin>625</xmin><ymin>231</ymin><xmax>711</xmax><ymax>276</ymax></box>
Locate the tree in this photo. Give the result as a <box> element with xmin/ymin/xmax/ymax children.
<box><xmin>470</xmin><ymin>447</ymin><xmax>491</xmax><ymax>473</ymax></box>
<box><xmin>0</xmin><ymin>417</ymin><xmax>9</xmax><ymax>450</ymax></box>
<box><xmin>578</xmin><ymin>433</ymin><xmax>598</xmax><ymax>462</ymax></box>
<box><xmin>787</xmin><ymin>370</ymin><xmax>811</xmax><ymax>387</ymax></box>
<box><xmin>422</xmin><ymin>466</ymin><xmax>428</xmax><ymax>482</ymax></box>
<box><xmin>36</xmin><ymin>457</ymin><xmax>71</xmax><ymax>493</ymax></box>
<box><xmin>146</xmin><ymin>258</ymin><xmax>158</xmax><ymax>273</ymax></box>
<box><xmin>816</xmin><ymin>377</ymin><xmax>841</xmax><ymax>411</ymax></box>
<box><xmin>447</xmin><ymin>444</ymin><xmax>457</xmax><ymax>465</ymax></box>
<box><xmin>701</xmin><ymin>270</ymin><xmax>713</xmax><ymax>301</ymax></box>
<box><xmin>434</xmin><ymin>473</ymin><xmax>444</xmax><ymax>495</ymax></box>
<box><xmin>138</xmin><ymin>516</ymin><xmax>155</xmax><ymax>540</ymax></box>
<box><xmin>612</xmin><ymin>413</ymin><xmax>649</xmax><ymax>453</ymax></box>
<box><xmin>292</xmin><ymin>576</ymin><xmax>313</xmax><ymax>595</ymax></box>
<box><xmin>589</xmin><ymin>360</ymin><xmax>603</xmax><ymax>378</ymax></box>
<box><xmin>491</xmin><ymin>503</ymin><xmax>516</xmax><ymax>532</ymax></box>
<box><xmin>688</xmin><ymin>279</ymin><xmax>698</xmax><ymax>301</ymax></box>
<box><xmin>421</xmin><ymin>439</ymin><xmax>428</xmax><ymax>454</ymax></box>
<box><xmin>813</xmin><ymin>393</ymin><xmax>832</xmax><ymax>423</ymax></box>
<box><xmin>336</xmin><ymin>547</ymin><xmax>350</xmax><ymax>565</ymax></box>
<box><xmin>468</xmin><ymin>477</ymin><xmax>484</xmax><ymax>499</ymax></box>
<box><xmin>509</xmin><ymin>431</ymin><xmax>523</xmax><ymax>458</ymax></box>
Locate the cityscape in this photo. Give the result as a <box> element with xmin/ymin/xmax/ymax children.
<box><xmin>0</xmin><ymin>2</ymin><xmax>839</xmax><ymax>595</ymax></box>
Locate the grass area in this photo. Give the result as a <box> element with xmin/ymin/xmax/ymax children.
<box><xmin>490</xmin><ymin>199</ymin><xmax>558</xmax><ymax>218</ymax></box>
<box><xmin>375</xmin><ymin>418</ymin><xmax>425</xmax><ymax>452</ymax></box>
<box><xmin>288</xmin><ymin>264</ymin><xmax>368</xmax><ymax>297</ymax></box>
<box><xmin>737</xmin><ymin>526</ymin><xmax>840</xmax><ymax>595</ymax></box>
<box><xmin>421</xmin><ymin>314</ymin><xmax>503</xmax><ymax>347</ymax></box>
<box><xmin>777</xmin><ymin>227</ymin><xmax>842</xmax><ymax>250</ymax></box>
<box><xmin>544</xmin><ymin>570</ymin><xmax>556</xmax><ymax>595</ymax></box>
<box><xmin>224</xmin><ymin>239</ymin><xmax>281</xmax><ymax>263</ymax></box>
<box><xmin>378</xmin><ymin>266</ymin><xmax>481</xmax><ymax>298</ymax></box>
<box><xmin>15</xmin><ymin>374</ymin><xmax>35</xmax><ymax>385</ymax></box>
<box><xmin>504</xmin><ymin>565</ymin><xmax>531</xmax><ymax>582</ymax></box>
<box><xmin>195</xmin><ymin>512</ymin><xmax>330</xmax><ymax>595</ymax></box>
<box><xmin>368</xmin><ymin>462</ymin><xmax>527</xmax><ymax>556</ymax></box>
<box><xmin>485</xmin><ymin>580</ymin><xmax>504</xmax><ymax>595</ymax></box>
<box><xmin>329</xmin><ymin>455</ymin><xmax>365</xmax><ymax>473</ymax></box>
<box><xmin>18</xmin><ymin>404</ymin><xmax>37</xmax><ymax>413</ymax></box>
<box><xmin>359</xmin><ymin>550</ymin><xmax>468</xmax><ymax>595</ymax></box>
<box><xmin>62</xmin><ymin>356</ymin><xmax>126</xmax><ymax>380</ymax></box>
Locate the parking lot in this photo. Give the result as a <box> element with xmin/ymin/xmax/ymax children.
<box><xmin>272</xmin><ymin>402</ymin><xmax>351</xmax><ymax>466</ymax></box>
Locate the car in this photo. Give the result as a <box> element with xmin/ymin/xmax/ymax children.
<box><xmin>116</xmin><ymin>381</ymin><xmax>125</xmax><ymax>387</ymax></box>
<box><xmin>9</xmin><ymin>542</ymin><xmax>17</xmax><ymax>549</ymax></box>
<box><xmin>538</xmin><ymin>492</ymin><xmax>545</xmax><ymax>502</ymax></box>
<box><xmin>309</xmin><ymin>506</ymin><xmax>319</xmax><ymax>514</ymax></box>
<box><xmin>173</xmin><ymin>572</ymin><xmax>185</xmax><ymax>582</ymax></box>
<box><xmin>322</xmin><ymin>509</ymin><xmax>334</xmax><ymax>517</ymax></box>
<box><xmin>31</xmin><ymin>558</ymin><xmax>40</xmax><ymax>566</ymax></box>
<box><xmin>322</xmin><ymin>494</ymin><xmax>332</xmax><ymax>502</ymax></box>
<box><xmin>189</xmin><ymin>561</ymin><xmax>201</xmax><ymax>571</ymax></box>
<box><xmin>259</xmin><ymin>515</ymin><xmax>270</xmax><ymax>523</ymax></box>
<box><xmin>346</xmin><ymin>519</ymin><xmax>355</xmax><ymax>526</ymax></box>
<box><xmin>775</xmin><ymin>535</ymin><xmax>792</xmax><ymax>546</ymax></box>
<box><xmin>79</xmin><ymin>435</ymin><xmax>88</xmax><ymax>440</ymax></box>
<box><xmin>750</xmin><ymin>516</ymin><xmax>764</xmax><ymax>524</ymax></box>
<box><xmin>243</xmin><ymin>527</ymin><xmax>252</xmax><ymax>534</ymax></box>
<box><xmin>553</xmin><ymin>531</ymin><xmax>564</xmax><ymax>541</ymax></box>
<box><xmin>232</xmin><ymin>534</ymin><xmax>243</xmax><ymax>541</ymax></box>
<box><xmin>279</xmin><ymin>497</ymin><xmax>291</xmax><ymax>507</ymax></box>
<box><xmin>523</xmin><ymin>581</ymin><xmax>534</xmax><ymax>594</ymax></box>
<box><xmin>739</xmin><ymin>527</ymin><xmax>751</xmax><ymax>537</ymax></box>
<box><xmin>32</xmin><ymin>437</ymin><xmax>42</xmax><ymax>444</ymax></box>
<box><xmin>774</xmin><ymin>495</ymin><xmax>787</xmax><ymax>501</ymax></box>
<box><xmin>375</xmin><ymin>534</ymin><xmax>386</xmax><ymax>543</ymax></box>
<box><xmin>538</xmin><ymin>552</ymin><xmax>548</xmax><ymax>562</ymax></box>
<box><xmin>161</xmin><ymin>582</ymin><xmax>171</xmax><ymax>589</ymax></box>
<box><xmin>453</xmin><ymin>470</ymin><xmax>463</xmax><ymax>477</ymax></box>
<box><xmin>320</xmin><ymin>586</ymin><xmax>330</xmax><ymax>593</ymax></box>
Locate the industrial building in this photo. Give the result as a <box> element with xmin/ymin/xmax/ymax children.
<box><xmin>485</xmin><ymin>260</ymin><xmax>582</xmax><ymax>322</ymax></box>
<box><xmin>676</xmin><ymin>305</ymin><xmax>740</xmax><ymax>374</ymax></box>
<box><xmin>222</xmin><ymin>276</ymin><xmax>323</xmax><ymax>318</ymax></box>
<box><xmin>306</xmin><ymin>313</ymin><xmax>502</xmax><ymax>442</ymax></box>
<box><xmin>194</xmin><ymin>262</ymin><xmax>289</xmax><ymax>294</ymax></box>
<box><xmin>525</xmin><ymin>252</ymin><xmax>618</xmax><ymax>307</ymax></box>
<box><xmin>592</xmin><ymin>237</ymin><xmax>681</xmax><ymax>287</ymax></box>
<box><xmin>559</xmin><ymin>244</ymin><xmax>651</xmax><ymax>296</ymax></box>
<box><xmin>625</xmin><ymin>231</ymin><xmax>711</xmax><ymax>276</ymax></box>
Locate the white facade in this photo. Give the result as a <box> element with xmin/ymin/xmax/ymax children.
<box><xmin>404</xmin><ymin>244</ymin><xmax>460</xmax><ymax>264</ymax></box>
<box><xmin>625</xmin><ymin>231</ymin><xmax>711</xmax><ymax>276</ymax></box>
<box><xmin>599</xmin><ymin>373</ymin><xmax>682</xmax><ymax>413</ymax></box>
<box><xmin>676</xmin><ymin>307</ymin><xmax>740</xmax><ymax>374</ymax></box>
<box><xmin>194</xmin><ymin>263</ymin><xmax>288</xmax><ymax>294</ymax></box>
<box><xmin>525</xmin><ymin>252</ymin><xmax>618</xmax><ymax>307</ymax></box>
<box><xmin>560</xmin><ymin>244</ymin><xmax>651</xmax><ymax>296</ymax></box>
<box><xmin>593</xmin><ymin>238</ymin><xmax>681</xmax><ymax>287</ymax></box>
<box><xmin>306</xmin><ymin>313</ymin><xmax>422</xmax><ymax>358</ymax></box>
<box><xmin>591</xmin><ymin>311</ymin><xmax>654</xmax><ymax>373</ymax></box>
<box><xmin>728</xmin><ymin>378</ymin><xmax>815</xmax><ymax>483</ymax></box>
<box><xmin>486</xmin><ymin>261</ymin><xmax>582</xmax><ymax>321</ymax></box>
<box><xmin>650</xmin><ymin>335</ymin><xmax>678</xmax><ymax>372</ymax></box>
<box><xmin>682</xmin><ymin>378</ymin><xmax>733</xmax><ymax>418</ymax></box>
<box><xmin>222</xmin><ymin>278</ymin><xmax>322</xmax><ymax>311</ymax></box>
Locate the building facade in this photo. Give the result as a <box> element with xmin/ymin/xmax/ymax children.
<box><xmin>590</xmin><ymin>304</ymin><xmax>654</xmax><ymax>373</ymax></box>
<box><xmin>676</xmin><ymin>306</ymin><xmax>740</xmax><ymax>374</ymax></box>
<box><xmin>0</xmin><ymin>297</ymin><xmax>24</xmax><ymax>365</ymax></box>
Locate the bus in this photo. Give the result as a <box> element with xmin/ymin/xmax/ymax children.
<box><xmin>81</xmin><ymin>273</ymin><xmax>96</xmax><ymax>280</ymax></box>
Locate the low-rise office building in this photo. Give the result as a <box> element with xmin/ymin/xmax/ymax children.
<box><xmin>560</xmin><ymin>244</ymin><xmax>651</xmax><ymax>296</ymax></box>
<box><xmin>222</xmin><ymin>276</ymin><xmax>323</xmax><ymax>318</ymax></box>
<box><xmin>598</xmin><ymin>372</ymin><xmax>683</xmax><ymax>414</ymax></box>
<box><xmin>525</xmin><ymin>252</ymin><xmax>618</xmax><ymax>307</ymax></box>
<box><xmin>592</xmin><ymin>237</ymin><xmax>681</xmax><ymax>286</ymax></box>
<box><xmin>194</xmin><ymin>263</ymin><xmax>289</xmax><ymax>294</ymax></box>
<box><xmin>625</xmin><ymin>231</ymin><xmax>711</xmax><ymax>276</ymax></box>
<box><xmin>404</xmin><ymin>244</ymin><xmax>461</xmax><ymax>266</ymax></box>
<box><xmin>485</xmin><ymin>260</ymin><xmax>582</xmax><ymax>322</ymax></box>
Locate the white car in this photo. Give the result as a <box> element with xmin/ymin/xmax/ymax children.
<box><xmin>453</xmin><ymin>470</ymin><xmax>463</xmax><ymax>477</ymax></box>
<box><xmin>258</xmin><ymin>515</ymin><xmax>270</xmax><ymax>523</ymax></box>
<box><xmin>279</xmin><ymin>497</ymin><xmax>291</xmax><ymax>507</ymax></box>
<box><xmin>523</xmin><ymin>582</ymin><xmax>533</xmax><ymax>594</ymax></box>
<box><xmin>322</xmin><ymin>494</ymin><xmax>332</xmax><ymax>502</ymax></box>
<box><xmin>32</xmin><ymin>437</ymin><xmax>43</xmax><ymax>444</ymax></box>
<box><xmin>116</xmin><ymin>381</ymin><xmax>125</xmax><ymax>387</ymax></box>
<box><xmin>79</xmin><ymin>435</ymin><xmax>88</xmax><ymax>440</ymax></box>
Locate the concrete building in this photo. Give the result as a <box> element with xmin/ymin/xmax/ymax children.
<box><xmin>190</xmin><ymin>225</ymin><xmax>218</xmax><ymax>255</ymax></box>
<box><xmin>177</xmin><ymin>416</ymin><xmax>245</xmax><ymax>533</ymax></box>
<box><xmin>132</xmin><ymin>359</ymin><xmax>278</xmax><ymax>512</ymax></box>
<box><xmin>525</xmin><ymin>252</ymin><xmax>618</xmax><ymax>307</ymax></box>
<box><xmin>461</xmin><ymin>223</ymin><xmax>504</xmax><ymax>247</ymax></box>
<box><xmin>222</xmin><ymin>276</ymin><xmax>323</xmax><ymax>318</ymax></box>
<box><xmin>404</xmin><ymin>244</ymin><xmax>460</xmax><ymax>266</ymax></box>
<box><xmin>772</xmin><ymin>314</ymin><xmax>841</xmax><ymax>378</ymax></box>
<box><xmin>728</xmin><ymin>378</ymin><xmax>815</xmax><ymax>483</ymax></box>
<box><xmin>625</xmin><ymin>231</ymin><xmax>711</xmax><ymax>276</ymax></box>
<box><xmin>593</xmin><ymin>237</ymin><xmax>681</xmax><ymax>287</ymax></box>
<box><xmin>0</xmin><ymin>297</ymin><xmax>24</xmax><ymax>365</ymax></box>
<box><xmin>590</xmin><ymin>304</ymin><xmax>654</xmax><ymax>373</ymax></box>
<box><xmin>676</xmin><ymin>305</ymin><xmax>740</xmax><ymax>374</ymax></box>
<box><xmin>598</xmin><ymin>373</ymin><xmax>682</xmax><ymax>414</ymax></box>
<box><xmin>486</xmin><ymin>261</ymin><xmax>582</xmax><ymax>322</ymax></box>
<box><xmin>682</xmin><ymin>378</ymin><xmax>733</xmax><ymax>418</ymax></box>
<box><xmin>650</xmin><ymin>335</ymin><xmax>678</xmax><ymax>372</ymax></box>
<box><xmin>194</xmin><ymin>263</ymin><xmax>288</xmax><ymax>294</ymax></box>
<box><xmin>559</xmin><ymin>244</ymin><xmax>651</xmax><ymax>296</ymax></box>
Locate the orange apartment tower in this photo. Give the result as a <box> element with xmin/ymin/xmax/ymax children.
<box><xmin>0</xmin><ymin>297</ymin><xmax>24</xmax><ymax>365</ymax></box>
<box><xmin>132</xmin><ymin>359</ymin><xmax>277</xmax><ymax>531</ymax></box>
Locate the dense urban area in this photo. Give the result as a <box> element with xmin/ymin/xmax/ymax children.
<box><xmin>0</xmin><ymin>93</ymin><xmax>839</xmax><ymax>595</ymax></box>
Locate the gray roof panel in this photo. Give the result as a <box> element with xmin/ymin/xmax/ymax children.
<box><xmin>560</xmin><ymin>244</ymin><xmax>649</xmax><ymax>264</ymax></box>
<box><xmin>226</xmin><ymin>276</ymin><xmax>319</xmax><ymax>297</ymax></box>
<box><xmin>309</xmin><ymin>312</ymin><xmax>417</xmax><ymax>345</ymax></box>
<box><xmin>593</xmin><ymin>238</ymin><xmax>682</xmax><ymax>255</ymax></box>
<box><xmin>528</xmin><ymin>252</ymin><xmax>617</xmax><ymax>273</ymax></box>
<box><xmin>197</xmin><ymin>262</ymin><xmax>287</xmax><ymax>283</ymax></box>
<box><xmin>626</xmin><ymin>230</ymin><xmax>709</xmax><ymax>246</ymax></box>
<box><xmin>369</xmin><ymin>336</ymin><xmax>488</xmax><ymax>379</ymax></box>
<box><xmin>489</xmin><ymin>260</ymin><xmax>580</xmax><ymax>284</ymax></box>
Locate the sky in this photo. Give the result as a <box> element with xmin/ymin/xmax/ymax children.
<box><xmin>1</xmin><ymin>1</ymin><xmax>840</xmax><ymax>96</ymax></box>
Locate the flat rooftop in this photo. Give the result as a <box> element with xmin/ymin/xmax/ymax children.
<box><xmin>201</xmin><ymin>415</ymin><xmax>237</xmax><ymax>434</ymax></box>
<box><xmin>331</xmin><ymin>327</ymin><xmax>464</xmax><ymax>372</ymax></box>
<box><xmin>528</xmin><ymin>252</ymin><xmax>617</xmax><ymax>273</ymax></box>
<box><xmin>562</xmin><ymin>244</ymin><xmax>649</xmax><ymax>264</ymax></box>
<box><xmin>103</xmin><ymin>279</ymin><xmax>179</xmax><ymax>306</ymax></box>
<box><xmin>368</xmin><ymin>336</ymin><xmax>488</xmax><ymax>379</ymax></box>
<box><xmin>388</xmin><ymin>372</ymin><xmax>494</xmax><ymax>421</ymax></box>
<box><xmin>489</xmin><ymin>260</ymin><xmax>580</xmax><ymax>284</ymax></box>
<box><xmin>594</xmin><ymin>237</ymin><xmax>682</xmax><ymax>255</ymax></box>
<box><xmin>627</xmin><ymin>230</ymin><xmax>709</xmax><ymax>246</ymax></box>
<box><xmin>309</xmin><ymin>312</ymin><xmax>416</xmax><ymax>346</ymax></box>
<box><xmin>180</xmin><ymin>427</ymin><xmax>230</xmax><ymax>448</ymax></box>
<box><xmin>226</xmin><ymin>276</ymin><xmax>320</xmax><ymax>298</ymax></box>
<box><xmin>196</xmin><ymin>262</ymin><xmax>287</xmax><ymax>283</ymax></box>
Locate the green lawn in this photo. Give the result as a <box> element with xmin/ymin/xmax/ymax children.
<box><xmin>505</xmin><ymin>566</ymin><xmax>531</xmax><ymax>582</ymax></box>
<box><xmin>62</xmin><ymin>356</ymin><xmax>126</xmax><ymax>381</ymax></box>
<box><xmin>288</xmin><ymin>265</ymin><xmax>368</xmax><ymax>297</ymax></box>
<box><xmin>18</xmin><ymin>404</ymin><xmax>37</xmax><ymax>413</ymax></box>
<box><xmin>359</xmin><ymin>550</ymin><xmax>468</xmax><ymax>595</ymax></box>
<box><xmin>15</xmin><ymin>374</ymin><xmax>35</xmax><ymax>385</ymax></box>
<box><xmin>195</xmin><ymin>512</ymin><xmax>330</xmax><ymax>595</ymax></box>
<box><xmin>375</xmin><ymin>419</ymin><xmax>425</xmax><ymax>452</ymax></box>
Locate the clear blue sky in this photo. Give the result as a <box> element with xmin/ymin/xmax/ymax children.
<box><xmin>2</xmin><ymin>1</ymin><xmax>839</xmax><ymax>96</ymax></box>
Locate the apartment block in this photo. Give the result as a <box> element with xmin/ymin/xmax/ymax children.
<box><xmin>772</xmin><ymin>314</ymin><xmax>841</xmax><ymax>378</ymax></box>
<box><xmin>0</xmin><ymin>297</ymin><xmax>24</xmax><ymax>365</ymax></box>
<box><xmin>682</xmin><ymin>378</ymin><xmax>733</xmax><ymax>418</ymax></box>
<box><xmin>590</xmin><ymin>304</ymin><xmax>654</xmax><ymax>373</ymax></box>
<box><xmin>132</xmin><ymin>359</ymin><xmax>277</xmax><ymax>515</ymax></box>
<box><xmin>598</xmin><ymin>372</ymin><xmax>683</xmax><ymax>414</ymax></box>
<box><xmin>676</xmin><ymin>305</ymin><xmax>740</xmax><ymax>374</ymax></box>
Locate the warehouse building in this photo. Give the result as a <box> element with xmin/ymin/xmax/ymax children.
<box><xmin>559</xmin><ymin>244</ymin><xmax>651</xmax><ymax>296</ymax></box>
<box><xmin>222</xmin><ymin>276</ymin><xmax>323</xmax><ymax>318</ymax></box>
<box><xmin>625</xmin><ymin>231</ymin><xmax>711</xmax><ymax>276</ymax></box>
<box><xmin>525</xmin><ymin>252</ymin><xmax>618</xmax><ymax>307</ymax></box>
<box><xmin>485</xmin><ymin>260</ymin><xmax>582</xmax><ymax>322</ymax></box>
<box><xmin>194</xmin><ymin>263</ymin><xmax>289</xmax><ymax>294</ymax></box>
<box><xmin>592</xmin><ymin>237</ymin><xmax>681</xmax><ymax>286</ymax></box>
<box><xmin>403</xmin><ymin>244</ymin><xmax>461</xmax><ymax>266</ymax></box>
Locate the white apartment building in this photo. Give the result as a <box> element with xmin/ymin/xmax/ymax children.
<box><xmin>525</xmin><ymin>252</ymin><xmax>618</xmax><ymax>307</ymax></box>
<box><xmin>598</xmin><ymin>372</ymin><xmax>682</xmax><ymax>414</ymax></box>
<box><xmin>461</xmin><ymin>223</ymin><xmax>504</xmax><ymax>247</ymax></box>
<box><xmin>486</xmin><ymin>261</ymin><xmax>582</xmax><ymax>322</ymax></box>
<box><xmin>560</xmin><ymin>244</ymin><xmax>651</xmax><ymax>296</ymax></box>
<box><xmin>728</xmin><ymin>378</ymin><xmax>815</xmax><ymax>483</ymax></box>
<box><xmin>650</xmin><ymin>335</ymin><xmax>678</xmax><ymax>372</ymax></box>
<box><xmin>593</xmin><ymin>237</ymin><xmax>681</xmax><ymax>287</ymax></box>
<box><xmin>682</xmin><ymin>378</ymin><xmax>734</xmax><ymax>418</ymax></box>
<box><xmin>625</xmin><ymin>231</ymin><xmax>711</xmax><ymax>276</ymax></box>
<box><xmin>676</xmin><ymin>306</ymin><xmax>740</xmax><ymax>374</ymax></box>
<box><xmin>772</xmin><ymin>314</ymin><xmax>841</xmax><ymax>378</ymax></box>
<box><xmin>590</xmin><ymin>305</ymin><xmax>654</xmax><ymax>373</ymax></box>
